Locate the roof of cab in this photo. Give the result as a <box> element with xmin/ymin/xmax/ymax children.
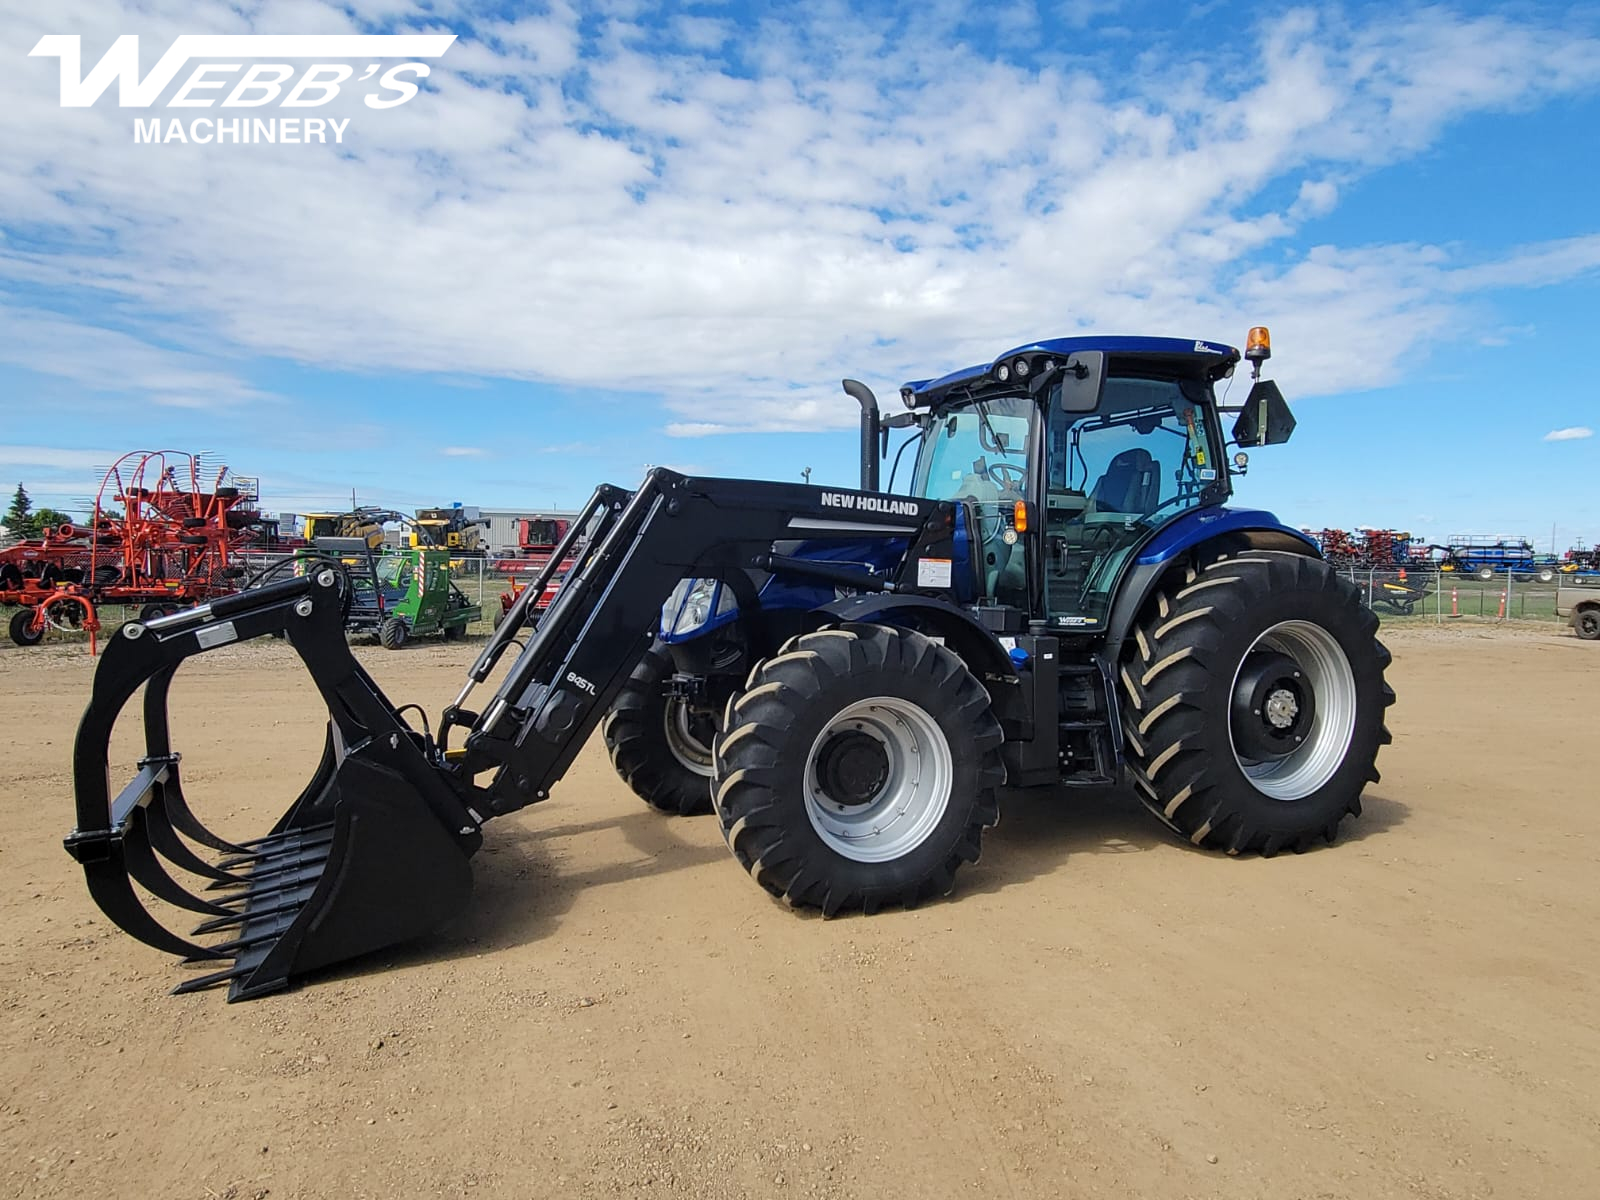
<box><xmin>903</xmin><ymin>335</ymin><xmax>1240</xmax><ymax>405</ymax></box>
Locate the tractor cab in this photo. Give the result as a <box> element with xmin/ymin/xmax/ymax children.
<box><xmin>899</xmin><ymin>333</ymin><xmax>1292</xmax><ymax>633</ymax></box>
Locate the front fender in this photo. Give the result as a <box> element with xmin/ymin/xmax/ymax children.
<box><xmin>808</xmin><ymin>592</ymin><xmax>1028</xmax><ymax>735</ymax></box>
<box><xmin>808</xmin><ymin>593</ymin><xmax>1017</xmax><ymax>681</ymax></box>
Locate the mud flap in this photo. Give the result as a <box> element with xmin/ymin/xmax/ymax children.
<box><xmin>65</xmin><ymin>571</ymin><xmax>482</xmax><ymax>1001</ymax></box>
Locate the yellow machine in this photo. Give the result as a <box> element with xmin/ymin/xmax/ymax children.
<box><xmin>301</xmin><ymin>510</ymin><xmax>391</xmax><ymax>551</ymax></box>
<box><xmin>410</xmin><ymin>507</ymin><xmax>486</xmax><ymax>556</ymax></box>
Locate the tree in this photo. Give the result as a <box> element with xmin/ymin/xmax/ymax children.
<box><xmin>34</xmin><ymin>507</ymin><xmax>75</xmax><ymax>535</ymax></box>
<box><xmin>4</xmin><ymin>484</ymin><xmax>33</xmax><ymax>539</ymax></box>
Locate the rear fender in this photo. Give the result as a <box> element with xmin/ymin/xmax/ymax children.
<box><xmin>1104</xmin><ymin>519</ymin><xmax>1320</xmax><ymax>664</ymax></box>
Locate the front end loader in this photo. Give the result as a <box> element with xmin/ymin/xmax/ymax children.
<box><xmin>67</xmin><ymin>330</ymin><xmax>1394</xmax><ymax>1001</ymax></box>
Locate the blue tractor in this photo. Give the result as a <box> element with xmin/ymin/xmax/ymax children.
<box><xmin>67</xmin><ymin>327</ymin><xmax>1395</xmax><ymax>1001</ymax></box>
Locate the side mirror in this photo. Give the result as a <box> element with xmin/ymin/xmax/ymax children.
<box><xmin>1231</xmin><ymin>378</ymin><xmax>1296</xmax><ymax>446</ymax></box>
<box><xmin>1055</xmin><ymin>351</ymin><xmax>1104</xmax><ymax>413</ymax></box>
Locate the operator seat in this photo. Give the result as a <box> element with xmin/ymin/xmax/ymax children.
<box><xmin>1087</xmin><ymin>448</ymin><xmax>1159</xmax><ymax>516</ymax></box>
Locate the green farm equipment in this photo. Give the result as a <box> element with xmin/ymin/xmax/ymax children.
<box><xmin>312</xmin><ymin>538</ymin><xmax>479</xmax><ymax>648</ymax></box>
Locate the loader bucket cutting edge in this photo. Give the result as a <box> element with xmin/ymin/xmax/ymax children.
<box><xmin>66</xmin><ymin>574</ymin><xmax>482</xmax><ymax>1001</ymax></box>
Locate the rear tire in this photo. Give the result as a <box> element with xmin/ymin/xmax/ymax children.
<box><xmin>1120</xmin><ymin>552</ymin><xmax>1394</xmax><ymax>855</ymax></box>
<box><xmin>1475</xmin><ymin>567</ymin><xmax>1495</xmax><ymax>582</ymax></box>
<box><xmin>1575</xmin><ymin>608</ymin><xmax>1600</xmax><ymax>640</ymax></box>
<box><xmin>602</xmin><ymin>640</ymin><xmax>716</xmax><ymax>815</ymax></box>
<box><xmin>379</xmin><ymin>616</ymin><xmax>408</xmax><ymax>649</ymax></box>
<box><xmin>713</xmin><ymin>624</ymin><xmax>1003</xmax><ymax>914</ymax></box>
<box><xmin>9</xmin><ymin>608</ymin><xmax>44</xmax><ymax>647</ymax></box>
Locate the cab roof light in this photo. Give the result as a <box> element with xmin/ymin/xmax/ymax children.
<box><xmin>1245</xmin><ymin>326</ymin><xmax>1271</xmax><ymax>379</ymax></box>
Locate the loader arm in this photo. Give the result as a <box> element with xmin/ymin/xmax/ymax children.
<box><xmin>66</xmin><ymin>469</ymin><xmax>952</xmax><ymax>1000</ymax></box>
<box><xmin>452</xmin><ymin>469</ymin><xmax>952</xmax><ymax>815</ymax></box>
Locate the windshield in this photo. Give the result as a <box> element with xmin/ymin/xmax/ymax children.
<box><xmin>910</xmin><ymin>395</ymin><xmax>1032</xmax><ymax>502</ymax></box>
<box><xmin>375</xmin><ymin>556</ymin><xmax>414</xmax><ymax>592</ymax></box>
<box><xmin>908</xmin><ymin>394</ymin><xmax>1034</xmax><ymax>604</ymax></box>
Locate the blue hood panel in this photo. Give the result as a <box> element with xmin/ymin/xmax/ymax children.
<box><xmin>660</xmin><ymin>537</ymin><xmax>914</xmax><ymax>643</ymax></box>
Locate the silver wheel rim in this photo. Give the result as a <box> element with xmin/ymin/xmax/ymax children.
<box><xmin>1229</xmin><ymin>620</ymin><xmax>1357</xmax><ymax>802</ymax></box>
<box><xmin>802</xmin><ymin>697</ymin><xmax>953</xmax><ymax>863</ymax></box>
<box><xmin>663</xmin><ymin>700</ymin><xmax>715</xmax><ymax>778</ymax></box>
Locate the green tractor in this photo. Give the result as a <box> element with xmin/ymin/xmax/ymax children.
<box><xmin>310</xmin><ymin>538</ymin><xmax>480</xmax><ymax>648</ymax></box>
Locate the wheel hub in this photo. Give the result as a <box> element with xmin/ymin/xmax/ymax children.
<box><xmin>1263</xmin><ymin>687</ymin><xmax>1299</xmax><ymax>729</ymax></box>
<box><xmin>814</xmin><ymin>730</ymin><xmax>889</xmax><ymax>808</ymax></box>
<box><xmin>1231</xmin><ymin>650</ymin><xmax>1314</xmax><ymax>761</ymax></box>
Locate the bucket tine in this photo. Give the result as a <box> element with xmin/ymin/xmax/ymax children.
<box><xmin>192</xmin><ymin>888</ymin><xmax>316</xmax><ymax>936</ymax></box>
<box><xmin>172</xmin><ymin>963</ymin><xmax>257</xmax><ymax>996</ymax></box>
<box><xmin>211</xmin><ymin>826</ymin><xmax>336</xmax><ymax>875</ymax></box>
<box><xmin>123</xmin><ymin>810</ymin><xmax>238</xmax><ymax>917</ymax></box>
<box><xmin>144</xmin><ymin>799</ymin><xmax>250</xmax><ymax>885</ymax></box>
<box><xmin>205</xmin><ymin>844</ymin><xmax>333</xmax><ymax>894</ymax></box>
<box><xmin>211</xmin><ymin>862</ymin><xmax>331</xmax><ymax>906</ymax></box>
<box><xmin>187</xmin><ymin>917</ymin><xmax>299</xmax><ymax>961</ymax></box>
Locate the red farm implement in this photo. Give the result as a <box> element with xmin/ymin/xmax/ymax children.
<box><xmin>491</xmin><ymin>515</ymin><xmax>578</xmax><ymax>576</ymax></box>
<box><xmin>3</xmin><ymin>452</ymin><xmax>266</xmax><ymax>651</ymax></box>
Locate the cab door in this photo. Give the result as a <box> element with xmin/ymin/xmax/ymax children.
<box><xmin>1042</xmin><ymin>375</ymin><xmax>1223</xmax><ymax>631</ymax></box>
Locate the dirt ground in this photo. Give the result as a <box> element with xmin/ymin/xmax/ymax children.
<box><xmin>2</xmin><ymin>625</ymin><xmax>1597</xmax><ymax>1200</ymax></box>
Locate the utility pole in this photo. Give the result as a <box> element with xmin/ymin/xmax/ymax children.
<box><xmin>801</xmin><ymin>467</ymin><xmax>812</xmax><ymax>485</ymax></box>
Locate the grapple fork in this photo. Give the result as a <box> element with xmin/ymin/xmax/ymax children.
<box><xmin>65</xmin><ymin>572</ymin><xmax>481</xmax><ymax>1001</ymax></box>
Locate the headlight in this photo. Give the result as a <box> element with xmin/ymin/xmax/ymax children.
<box><xmin>673</xmin><ymin>578</ymin><xmax>720</xmax><ymax>635</ymax></box>
<box><xmin>663</xmin><ymin>577</ymin><xmax>735</xmax><ymax>637</ymax></box>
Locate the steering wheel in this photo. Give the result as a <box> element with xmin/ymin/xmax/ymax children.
<box><xmin>988</xmin><ymin>462</ymin><xmax>1026</xmax><ymax>492</ymax></box>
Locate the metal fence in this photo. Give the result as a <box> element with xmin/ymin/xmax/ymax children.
<box><xmin>1337</xmin><ymin>566</ymin><xmax>1598</xmax><ymax>626</ymax></box>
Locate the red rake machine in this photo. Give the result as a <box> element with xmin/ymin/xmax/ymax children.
<box><xmin>3</xmin><ymin>451</ymin><xmax>265</xmax><ymax>651</ymax></box>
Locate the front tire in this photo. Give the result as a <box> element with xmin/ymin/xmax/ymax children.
<box><xmin>1575</xmin><ymin>608</ymin><xmax>1600</xmax><ymax>641</ymax></box>
<box><xmin>602</xmin><ymin>640</ymin><xmax>716</xmax><ymax>815</ymax></box>
<box><xmin>713</xmin><ymin>624</ymin><xmax>1003</xmax><ymax>915</ymax></box>
<box><xmin>379</xmin><ymin>616</ymin><xmax>408</xmax><ymax>649</ymax></box>
<box><xmin>1120</xmin><ymin>552</ymin><xmax>1394</xmax><ymax>855</ymax></box>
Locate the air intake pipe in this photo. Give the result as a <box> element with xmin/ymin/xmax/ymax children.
<box><xmin>841</xmin><ymin>379</ymin><xmax>880</xmax><ymax>492</ymax></box>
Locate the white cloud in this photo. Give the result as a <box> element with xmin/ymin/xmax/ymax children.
<box><xmin>441</xmin><ymin>446</ymin><xmax>486</xmax><ymax>456</ymax></box>
<box><xmin>0</xmin><ymin>302</ymin><xmax>274</xmax><ymax>408</ymax></box>
<box><xmin>1543</xmin><ymin>427</ymin><xmax>1594</xmax><ymax>442</ymax></box>
<box><xmin>0</xmin><ymin>445</ymin><xmax>122</xmax><ymax>471</ymax></box>
<box><xmin>2</xmin><ymin>3</ymin><xmax>1600</xmax><ymax>435</ymax></box>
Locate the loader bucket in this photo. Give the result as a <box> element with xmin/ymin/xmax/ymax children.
<box><xmin>65</xmin><ymin>572</ymin><xmax>482</xmax><ymax>1001</ymax></box>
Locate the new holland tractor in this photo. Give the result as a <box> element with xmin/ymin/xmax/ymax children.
<box><xmin>65</xmin><ymin>328</ymin><xmax>1394</xmax><ymax>1001</ymax></box>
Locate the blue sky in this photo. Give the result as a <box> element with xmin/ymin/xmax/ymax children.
<box><xmin>3</xmin><ymin>0</ymin><xmax>1598</xmax><ymax>551</ymax></box>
